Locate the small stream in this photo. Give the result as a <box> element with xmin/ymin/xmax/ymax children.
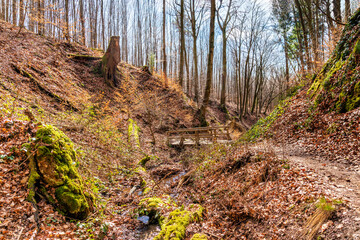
<box><xmin>136</xmin><ymin>171</ymin><xmax>187</xmax><ymax>239</ymax></box>
<box><xmin>138</xmin><ymin>224</ymin><xmax>161</xmax><ymax>240</ymax></box>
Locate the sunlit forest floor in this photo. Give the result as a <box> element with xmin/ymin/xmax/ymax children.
<box><xmin>1</xmin><ymin>20</ymin><xmax>360</xmax><ymax>240</ymax></box>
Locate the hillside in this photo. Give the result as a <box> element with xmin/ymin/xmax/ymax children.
<box><xmin>247</xmin><ymin>9</ymin><xmax>360</xmax><ymax>164</ymax></box>
<box><xmin>241</xmin><ymin>8</ymin><xmax>360</xmax><ymax>239</ymax></box>
<box><xmin>0</xmin><ymin>20</ymin><xmax>242</xmax><ymax>240</ymax></box>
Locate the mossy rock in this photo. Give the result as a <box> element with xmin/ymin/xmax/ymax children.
<box><xmin>138</xmin><ymin>156</ymin><xmax>151</xmax><ymax>167</ymax></box>
<box><xmin>154</xmin><ymin>204</ymin><xmax>204</xmax><ymax>240</ymax></box>
<box><xmin>190</xmin><ymin>233</ymin><xmax>208</xmax><ymax>240</ymax></box>
<box><xmin>138</xmin><ymin>196</ymin><xmax>175</xmax><ymax>224</ymax></box>
<box><xmin>138</xmin><ymin>196</ymin><xmax>204</xmax><ymax>240</ymax></box>
<box><xmin>29</xmin><ymin>125</ymin><xmax>92</xmax><ymax>220</ymax></box>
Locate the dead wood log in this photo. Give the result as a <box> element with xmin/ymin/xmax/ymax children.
<box><xmin>68</xmin><ymin>53</ymin><xmax>102</xmax><ymax>60</ymax></box>
<box><xmin>102</xmin><ymin>36</ymin><xmax>120</xmax><ymax>87</ymax></box>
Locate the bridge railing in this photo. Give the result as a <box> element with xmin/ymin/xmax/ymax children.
<box><xmin>166</xmin><ymin>125</ymin><xmax>231</xmax><ymax>145</ymax></box>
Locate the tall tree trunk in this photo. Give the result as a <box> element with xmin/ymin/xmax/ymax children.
<box><xmin>283</xmin><ymin>31</ymin><xmax>290</xmax><ymax>88</ymax></box>
<box><xmin>12</xmin><ymin>0</ymin><xmax>16</xmax><ymax>25</ymax></box>
<box><xmin>136</xmin><ymin>0</ymin><xmax>142</xmax><ymax>65</ymax></box>
<box><xmin>38</xmin><ymin>0</ymin><xmax>44</xmax><ymax>35</ymax></box>
<box><xmin>65</xmin><ymin>0</ymin><xmax>70</xmax><ymax>41</ymax></box>
<box><xmin>179</xmin><ymin>0</ymin><xmax>185</xmax><ymax>88</ymax></box>
<box><xmin>325</xmin><ymin>0</ymin><xmax>334</xmax><ymax>36</ymax></box>
<box><xmin>101</xmin><ymin>0</ymin><xmax>105</xmax><ymax>49</ymax></box>
<box><xmin>199</xmin><ymin>0</ymin><xmax>216</xmax><ymax>126</ymax></box>
<box><xmin>79</xmin><ymin>0</ymin><xmax>86</xmax><ymax>45</ymax></box>
<box><xmin>72</xmin><ymin>0</ymin><xmax>77</xmax><ymax>42</ymax></box>
<box><xmin>333</xmin><ymin>0</ymin><xmax>341</xmax><ymax>24</ymax></box>
<box><xmin>0</xmin><ymin>0</ymin><xmax>4</xmax><ymax>20</ymax></box>
<box><xmin>193</xmin><ymin>33</ymin><xmax>199</xmax><ymax>103</ymax></box>
<box><xmin>220</xmin><ymin>30</ymin><xmax>227</xmax><ymax>108</ymax></box>
<box><xmin>93</xmin><ymin>0</ymin><xmax>98</xmax><ymax>48</ymax></box>
<box><xmin>218</xmin><ymin>0</ymin><xmax>233</xmax><ymax>109</ymax></box>
<box><xmin>293</xmin><ymin>5</ymin><xmax>305</xmax><ymax>73</ymax></box>
<box><xmin>19</xmin><ymin>0</ymin><xmax>24</xmax><ymax>27</ymax></box>
<box><xmin>185</xmin><ymin>45</ymin><xmax>191</xmax><ymax>95</ymax></box>
<box><xmin>121</xmin><ymin>0</ymin><xmax>128</xmax><ymax>62</ymax></box>
<box><xmin>5</xmin><ymin>0</ymin><xmax>9</xmax><ymax>22</ymax></box>
<box><xmin>295</xmin><ymin>0</ymin><xmax>311</xmax><ymax>70</ymax></box>
<box><xmin>162</xmin><ymin>0</ymin><xmax>168</xmax><ymax>87</ymax></box>
<box><xmin>345</xmin><ymin>0</ymin><xmax>350</xmax><ymax>21</ymax></box>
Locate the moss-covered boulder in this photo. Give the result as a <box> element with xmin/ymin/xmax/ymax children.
<box><xmin>154</xmin><ymin>204</ymin><xmax>204</xmax><ymax>240</ymax></box>
<box><xmin>28</xmin><ymin>125</ymin><xmax>92</xmax><ymax>220</ymax></box>
<box><xmin>309</xmin><ymin>8</ymin><xmax>360</xmax><ymax>113</ymax></box>
<box><xmin>190</xmin><ymin>233</ymin><xmax>208</xmax><ymax>240</ymax></box>
<box><xmin>138</xmin><ymin>196</ymin><xmax>176</xmax><ymax>224</ymax></box>
<box><xmin>154</xmin><ymin>205</ymin><xmax>204</xmax><ymax>240</ymax></box>
<box><xmin>137</xmin><ymin>196</ymin><xmax>205</xmax><ymax>240</ymax></box>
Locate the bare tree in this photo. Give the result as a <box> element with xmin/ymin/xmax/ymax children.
<box><xmin>185</xmin><ymin>0</ymin><xmax>206</xmax><ymax>103</ymax></box>
<box><xmin>163</xmin><ymin>0</ymin><xmax>168</xmax><ymax>87</ymax></box>
<box><xmin>217</xmin><ymin>0</ymin><xmax>236</xmax><ymax>109</ymax></box>
<box><xmin>199</xmin><ymin>0</ymin><xmax>216</xmax><ymax>125</ymax></box>
<box><xmin>179</xmin><ymin>0</ymin><xmax>185</xmax><ymax>88</ymax></box>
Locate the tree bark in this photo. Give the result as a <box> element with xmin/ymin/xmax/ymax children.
<box><xmin>0</xmin><ymin>0</ymin><xmax>4</xmax><ymax>20</ymax></box>
<box><xmin>179</xmin><ymin>0</ymin><xmax>185</xmax><ymax>88</ymax></box>
<box><xmin>121</xmin><ymin>0</ymin><xmax>128</xmax><ymax>62</ymax></box>
<box><xmin>65</xmin><ymin>0</ymin><xmax>70</xmax><ymax>41</ymax></box>
<box><xmin>345</xmin><ymin>0</ymin><xmax>350</xmax><ymax>21</ymax></box>
<box><xmin>19</xmin><ymin>0</ymin><xmax>24</xmax><ymax>27</ymax></box>
<box><xmin>12</xmin><ymin>0</ymin><xmax>16</xmax><ymax>25</ymax></box>
<box><xmin>102</xmin><ymin>36</ymin><xmax>121</xmax><ymax>87</ymax></box>
<box><xmin>162</xmin><ymin>0</ymin><xmax>168</xmax><ymax>87</ymax></box>
<box><xmin>199</xmin><ymin>0</ymin><xmax>216</xmax><ymax>126</ymax></box>
<box><xmin>79</xmin><ymin>0</ymin><xmax>86</xmax><ymax>44</ymax></box>
<box><xmin>101</xmin><ymin>0</ymin><xmax>105</xmax><ymax>49</ymax></box>
<box><xmin>333</xmin><ymin>0</ymin><xmax>341</xmax><ymax>24</ymax></box>
<box><xmin>220</xmin><ymin>31</ymin><xmax>227</xmax><ymax>108</ymax></box>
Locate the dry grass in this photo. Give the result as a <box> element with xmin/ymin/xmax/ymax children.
<box><xmin>300</xmin><ymin>198</ymin><xmax>337</xmax><ymax>240</ymax></box>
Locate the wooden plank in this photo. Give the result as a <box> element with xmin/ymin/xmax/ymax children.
<box><xmin>166</xmin><ymin>125</ymin><xmax>230</xmax><ymax>146</ymax></box>
<box><xmin>167</xmin><ymin>125</ymin><xmax>229</xmax><ymax>134</ymax></box>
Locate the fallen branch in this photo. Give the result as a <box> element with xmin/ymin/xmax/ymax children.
<box><xmin>67</xmin><ymin>53</ymin><xmax>102</xmax><ymax>60</ymax></box>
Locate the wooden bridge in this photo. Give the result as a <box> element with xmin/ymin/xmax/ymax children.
<box><xmin>166</xmin><ymin>125</ymin><xmax>232</xmax><ymax>146</ymax></box>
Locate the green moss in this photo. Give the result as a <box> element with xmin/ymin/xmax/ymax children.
<box><xmin>309</xmin><ymin>60</ymin><xmax>345</xmax><ymax>97</ymax></box>
<box><xmin>134</xmin><ymin>166</ymin><xmax>146</xmax><ymax>173</ymax></box>
<box><xmin>55</xmin><ymin>185</ymin><xmax>89</xmax><ymax>218</ymax></box>
<box><xmin>354</xmin><ymin>39</ymin><xmax>360</xmax><ymax>55</ymax></box>
<box><xmin>30</xmin><ymin>125</ymin><xmax>92</xmax><ymax>219</ymax></box>
<box><xmin>345</xmin><ymin>81</ymin><xmax>360</xmax><ymax>111</ymax></box>
<box><xmin>243</xmin><ymin>100</ymin><xmax>289</xmax><ymax>141</ymax></box>
<box><xmin>128</xmin><ymin>119</ymin><xmax>141</xmax><ymax>147</ymax></box>
<box><xmin>138</xmin><ymin>156</ymin><xmax>151</xmax><ymax>167</ymax></box>
<box><xmin>140</xmin><ymin>197</ymin><xmax>166</xmax><ymax>210</ymax></box>
<box><xmin>143</xmin><ymin>187</ymin><xmax>151</xmax><ymax>195</ymax></box>
<box><xmin>27</xmin><ymin>157</ymin><xmax>40</xmax><ymax>202</ymax></box>
<box><xmin>140</xmin><ymin>178</ymin><xmax>147</xmax><ymax>188</ymax></box>
<box><xmin>138</xmin><ymin>197</ymin><xmax>168</xmax><ymax>224</ymax></box>
<box><xmin>307</xmin><ymin>10</ymin><xmax>360</xmax><ymax>113</ymax></box>
<box><xmin>190</xmin><ymin>234</ymin><xmax>208</xmax><ymax>240</ymax></box>
<box><xmin>154</xmin><ymin>205</ymin><xmax>204</xmax><ymax>240</ymax></box>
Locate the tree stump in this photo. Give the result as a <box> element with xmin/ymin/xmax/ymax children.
<box><xmin>102</xmin><ymin>36</ymin><xmax>120</xmax><ymax>87</ymax></box>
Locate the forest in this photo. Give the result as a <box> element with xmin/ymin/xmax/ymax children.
<box><xmin>1</xmin><ymin>0</ymin><xmax>357</xmax><ymax>116</ymax></box>
<box><xmin>0</xmin><ymin>0</ymin><xmax>360</xmax><ymax>239</ymax></box>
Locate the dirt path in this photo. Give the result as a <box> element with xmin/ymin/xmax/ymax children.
<box><xmin>279</xmin><ymin>145</ymin><xmax>360</xmax><ymax>211</ymax></box>
<box><xmin>254</xmin><ymin>141</ymin><xmax>360</xmax><ymax>238</ymax></box>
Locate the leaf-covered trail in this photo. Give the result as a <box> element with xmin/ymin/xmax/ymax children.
<box><xmin>285</xmin><ymin>150</ymin><xmax>360</xmax><ymax>211</ymax></box>
<box><xmin>254</xmin><ymin>140</ymin><xmax>360</xmax><ymax>238</ymax></box>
